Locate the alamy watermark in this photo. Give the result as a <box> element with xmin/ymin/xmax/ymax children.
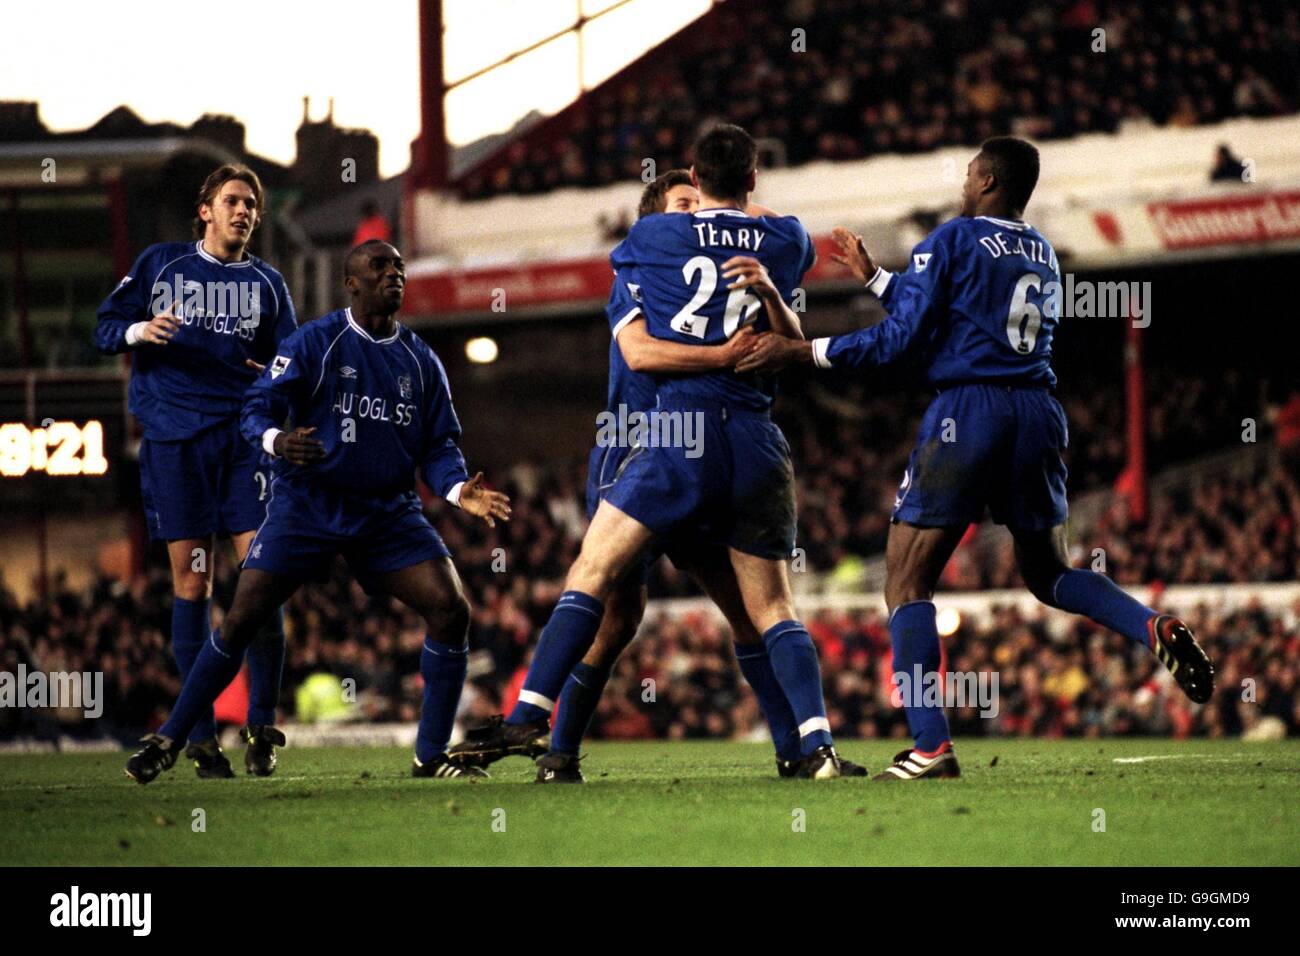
<box><xmin>0</xmin><ymin>665</ymin><xmax>103</xmax><ymax>718</ymax></box>
<box><xmin>148</xmin><ymin>275</ymin><xmax>263</xmax><ymax>340</ymax></box>
<box><xmin>595</xmin><ymin>403</ymin><xmax>705</xmax><ymax>459</ymax></box>
<box><xmin>892</xmin><ymin>665</ymin><xmax>1000</xmax><ymax>718</ymax></box>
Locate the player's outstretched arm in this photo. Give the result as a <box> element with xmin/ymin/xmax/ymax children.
<box><xmin>616</xmin><ymin>318</ymin><xmax>760</xmax><ymax>372</ymax></box>
<box><xmin>721</xmin><ymin>255</ymin><xmax>804</xmax><ymax>340</ymax></box>
<box><xmin>456</xmin><ymin>472</ymin><xmax>512</xmax><ymax>528</ymax></box>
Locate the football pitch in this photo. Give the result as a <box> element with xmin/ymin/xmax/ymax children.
<box><xmin>2</xmin><ymin>739</ymin><xmax>1295</xmax><ymax>866</ymax></box>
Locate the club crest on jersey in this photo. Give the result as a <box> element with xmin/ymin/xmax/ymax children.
<box><xmin>913</xmin><ymin>253</ymin><xmax>932</xmax><ymax>272</ymax></box>
<box><xmin>398</xmin><ymin>374</ymin><xmax>413</xmax><ymax>400</ymax></box>
<box><xmin>269</xmin><ymin>355</ymin><xmax>291</xmax><ymax>379</ymax></box>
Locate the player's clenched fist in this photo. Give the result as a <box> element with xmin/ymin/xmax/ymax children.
<box><xmin>458</xmin><ymin>472</ymin><xmax>511</xmax><ymax>528</ymax></box>
<box><xmin>273</xmin><ymin>426</ymin><xmax>326</xmax><ymax>466</ymax></box>
<box><xmin>830</xmin><ymin>227</ymin><xmax>877</xmax><ymax>283</ymax></box>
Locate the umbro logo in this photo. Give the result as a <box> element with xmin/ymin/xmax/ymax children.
<box><xmin>913</xmin><ymin>253</ymin><xmax>932</xmax><ymax>272</ymax></box>
<box><xmin>339</xmin><ymin>366</ymin><xmax>357</xmax><ymax>379</ymax></box>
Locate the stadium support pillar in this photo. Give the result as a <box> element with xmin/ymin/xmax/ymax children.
<box><xmin>1123</xmin><ymin>317</ymin><xmax>1148</xmax><ymax>523</ymax></box>
<box><xmin>414</xmin><ymin>0</ymin><xmax>448</xmax><ymax>193</ymax></box>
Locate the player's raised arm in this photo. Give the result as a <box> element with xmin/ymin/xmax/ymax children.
<box><xmin>736</xmin><ymin>228</ymin><xmax>953</xmax><ymax>375</ymax></box>
<box><xmin>721</xmin><ymin>255</ymin><xmax>804</xmax><ymax>340</ymax></box>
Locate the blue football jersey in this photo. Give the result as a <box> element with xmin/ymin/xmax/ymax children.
<box><xmin>604</xmin><ymin>269</ymin><xmax>658</xmax><ymax>415</ymax></box>
<box><xmin>816</xmin><ymin>216</ymin><xmax>1060</xmax><ymax>387</ymax></box>
<box><xmin>94</xmin><ymin>240</ymin><xmax>297</xmax><ymax>440</ymax></box>
<box><xmin>610</xmin><ymin>208</ymin><xmax>816</xmax><ymax>411</ymax></box>
<box><xmin>240</xmin><ymin>308</ymin><xmax>469</xmax><ymax>502</ymax></box>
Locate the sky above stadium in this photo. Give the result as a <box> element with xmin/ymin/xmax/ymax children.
<box><xmin>2</xmin><ymin>0</ymin><xmax>709</xmax><ymax>178</ymax></box>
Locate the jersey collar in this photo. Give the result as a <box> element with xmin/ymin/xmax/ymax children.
<box><xmin>694</xmin><ymin>208</ymin><xmax>750</xmax><ymax>218</ymax></box>
<box><xmin>977</xmin><ymin>215</ymin><xmax>1031</xmax><ymax>230</ymax></box>
<box><xmin>194</xmin><ymin>240</ymin><xmax>253</xmax><ymax>267</ymax></box>
<box><xmin>346</xmin><ymin>307</ymin><xmax>402</xmax><ymax>344</ymax></box>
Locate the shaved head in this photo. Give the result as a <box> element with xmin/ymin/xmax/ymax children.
<box><xmin>345</xmin><ymin>239</ymin><xmax>397</xmax><ymax>279</ymax></box>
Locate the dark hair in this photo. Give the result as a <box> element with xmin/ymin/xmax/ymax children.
<box><xmin>978</xmin><ymin>137</ymin><xmax>1040</xmax><ymax>212</ymax></box>
<box><xmin>192</xmin><ymin>164</ymin><xmax>265</xmax><ymax>239</ymax></box>
<box><xmin>637</xmin><ymin>169</ymin><xmax>693</xmax><ymax>219</ymax></box>
<box><xmin>691</xmin><ymin>124</ymin><xmax>757</xmax><ymax>201</ymax></box>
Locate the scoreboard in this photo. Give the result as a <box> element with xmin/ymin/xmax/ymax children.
<box><xmin>0</xmin><ymin>370</ymin><xmax>129</xmax><ymax>508</ymax></box>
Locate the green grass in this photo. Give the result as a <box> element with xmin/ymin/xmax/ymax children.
<box><xmin>1</xmin><ymin>739</ymin><xmax>1296</xmax><ymax>866</ymax></box>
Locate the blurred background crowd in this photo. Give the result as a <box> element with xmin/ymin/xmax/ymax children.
<box><xmin>4</xmin><ymin>367</ymin><xmax>1296</xmax><ymax>744</ymax></box>
<box><xmin>459</xmin><ymin>0</ymin><xmax>1300</xmax><ymax>200</ymax></box>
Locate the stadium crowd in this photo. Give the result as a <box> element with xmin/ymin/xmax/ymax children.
<box><xmin>2</xmin><ymin>433</ymin><xmax>1295</xmax><ymax>744</ymax></box>
<box><xmin>2</xmin><ymin>363</ymin><xmax>1295</xmax><ymax>743</ymax></box>
<box><xmin>2</xmin><ymin>559</ymin><xmax>1294</xmax><ymax>745</ymax></box>
<box><xmin>459</xmin><ymin>0</ymin><xmax>1300</xmax><ymax>200</ymax></box>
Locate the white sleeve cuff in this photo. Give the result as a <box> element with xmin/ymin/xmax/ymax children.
<box><xmin>262</xmin><ymin>428</ymin><xmax>282</xmax><ymax>456</ymax></box>
<box><xmin>124</xmin><ymin>321</ymin><xmax>149</xmax><ymax>346</ymax></box>
<box><xmin>811</xmin><ymin>337</ymin><xmax>833</xmax><ymax>369</ymax></box>
<box><xmin>866</xmin><ymin>267</ymin><xmax>893</xmax><ymax>297</ymax></box>
<box><xmin>445</xmin><ymin>481</ymin><xmax>465</xmax><ymax>508</ymax></box>
<box><xmin>610</xmin><ymin>307</ymin><xmax>641</xmax><ymax>341</ymax></box>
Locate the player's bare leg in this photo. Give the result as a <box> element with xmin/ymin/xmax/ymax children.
<box><xmin>1012</xmin><ymin>523</ymin><xmax>1214</xmax><ymax>703</ymax></box>
<box><xmin>125</xmin><ymin>569</ymin><xmax>300</xmax><ymax>784</ymax></box>
<box><xmin>727</xmin><ymin>549</ymin><xmax>852</xmax><ymax>778</ymax></box>
<box><xmin>368</xmin><ymin>558</ymin><xmax>485</xmax><ymax>779</ymax></box>
<box><xmin>230</xmin><ymin>528</ymin><xmax>288</xmax><ymax>776</ymax></box>
<box><xmin>452</xmin><ymin>501</ymin><xmax>656</xmax><ymax>770</ymax></box>
<box><xmin>874</xmin><ymin>521</ymin><xmax>968</xmax><ymax>781</ymax></box>
<box><xmin>161</xmin><ymin>536</ymin><xmax>237</xmax><ymax>778</ymax></box>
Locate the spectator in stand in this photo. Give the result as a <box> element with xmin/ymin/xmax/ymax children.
<box><xmin>351</xmin><ymin>200</ymin><xmax>391</xmax><ymax>247</ymax></box>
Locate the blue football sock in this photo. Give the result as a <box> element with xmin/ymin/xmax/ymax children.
<box><xmin>1050</xmin><ymin>569</ymin><xmax>1157</xmax><ymax>649</ymax></box>
<box><xmin>160</xmin><ymin>629</ymin><xmax>245</xmax><ymax>745</ymax></box>
<box><xmin>734</xmin><ymin>642</ymin><xmax>802</xmax><ymax>762</ymax></box>
<box><xmin>889</xmin><ymin>600</ymin><xmax>951</xmax><ymax>753</ymax></box>
<box><xmin>415</xmin><ymin>639</ymin><xmax>469</xmax><ymax>764</ymax></box>
<box><xmin>170</xmin><ymin>597</ymin><xmax>218</xmax><ymax>743</ymax></box>
<box><xmin>507</xmin><ymin>591</ymin><xmax>604</xmax><ymax>725</ymax></box>
<box><xmin>550</xmin><ymin>662</ymin><xmax>610</xmax><ymax>756</ymax></box>
<box><xmin>245</xmin><ymin>607</ymin><xmax>285</xmax><ymax>727</ymax></box>
<box><xmin>761</xmin><ymin>621</ymin><xmax>832</xmax><ymax>756</ymax></box>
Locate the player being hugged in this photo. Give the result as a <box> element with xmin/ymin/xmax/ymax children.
<box><xmin>124</xmin><ymin>240</ymin><xmax>511</xmax><ymax>783</ymax></box>
<box><xmin>739</xmin><ymin>137</ymin><xmax>1215</xmax><ymax>780</ymax></box>
<box><xmin>453</xmin><ymin>126</ymin><xmax>857</xmax><ymax>781</ymax></box>
<box><xmin>450</xmin><ymin>170</ymin><xmax>865</xmax><ymax>781</ymax></box>
<box><xmin>94</xmin><ymin>165</ymin><xmax>297</xmax><ymax>778</ymax></box>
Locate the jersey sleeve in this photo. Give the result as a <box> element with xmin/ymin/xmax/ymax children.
<box><xmin>93</xmin><ymin>248</ymin><xmax>155</xmax><ymax>354</ymax></box>
<box><xmin>418</xmin><ymin>350</ymin><xmax>470</xmax><ymax>500</ymax></box>
<box><xmin>240</xmin><ymin>329</ymin><xmax>316</xmax><ymax>449</ymax></box>
<box><xmin>813</xmin><ymin>226</ymin><xmax>957</xmax><ymax>371</ymax></box>
<box><xmin>607</xmin><ymin>269</ymin><xmax>643</xmax><ymax>339</ymax></box>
